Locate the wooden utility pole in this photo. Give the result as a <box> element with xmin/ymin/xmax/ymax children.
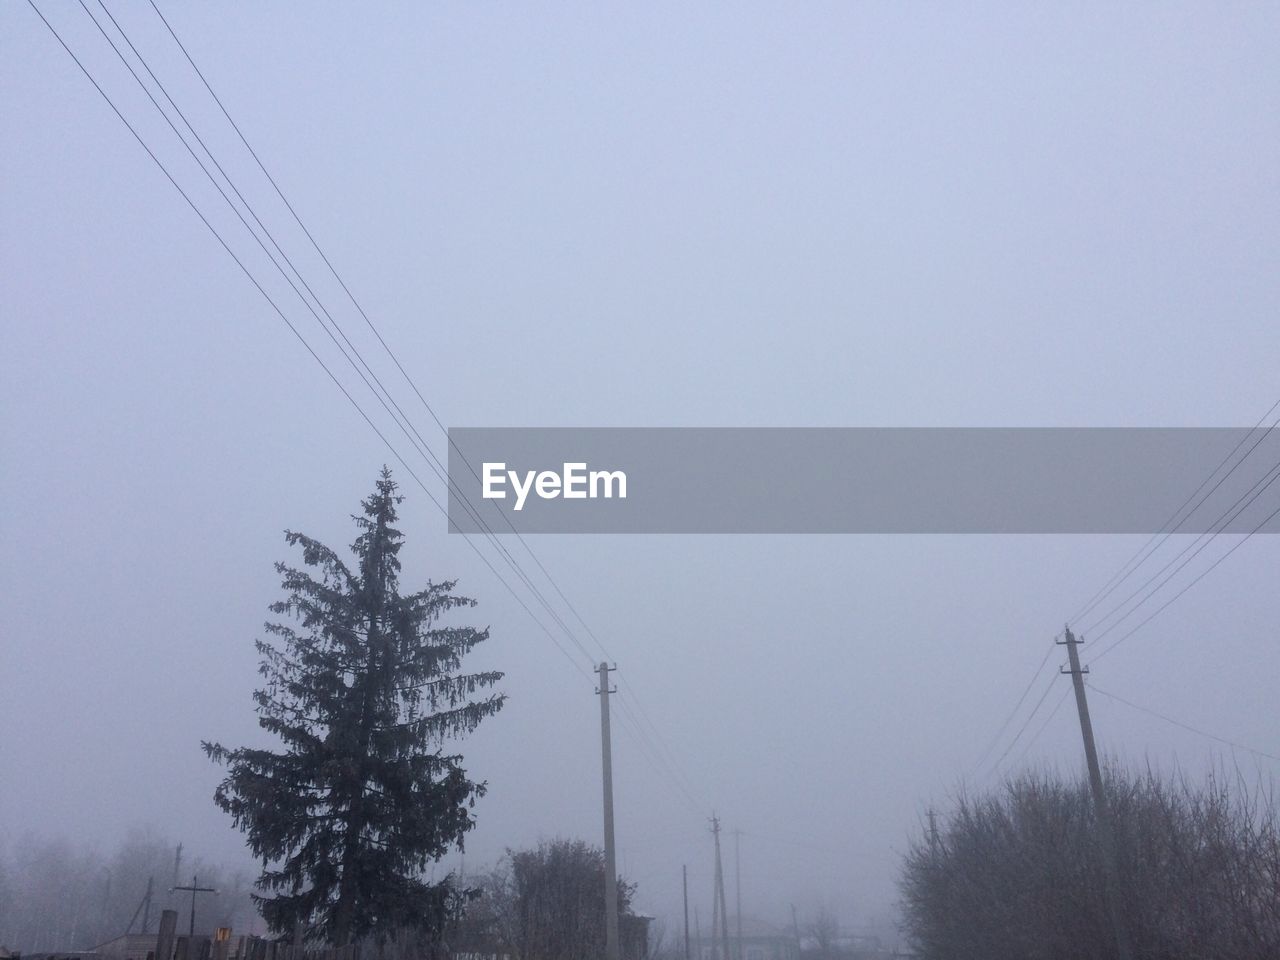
<box><xmin>597</xmin><ymin>662</ymin><xmax>621</xmax><ymax>960</ymax></box>
<box><xmin>171</xmin><ymin>875</ymin><xmax>217</xmax><ymax>937</ymax></box>
<box><xmin>711</xmin><ymin>817</ymin><xmax>730</xmax><ymax>960</ymax></box>
<box><xmin>1059</xmin><ymin>626</ymin><xmax>1132</xmax><ymax>960</ymax></box>
<box><xmin>732</xmin><ymin>829</ymin><xmax>743</xmax><ymax>960</ymax></box>
<box><xmin>142</xmin><ymin>876</ymin><xmax>153</xmax><ymax>934</ymax></box>
<box><xmin>683</xmin><ymin>865</ymin><xmax>691</xmax><ymax>960</ymax></box>
<box><xmin>710</xmin><ymin>864</ymin><xmax>719</xmax><ymax>960</ymax></box>
<box><xmin>99</xmin><ymin>869</ymin><xmax>113</xmax><ymax>940</ymax></box>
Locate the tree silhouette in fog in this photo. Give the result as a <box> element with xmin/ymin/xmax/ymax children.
<box><xmin>205</xmin><ymin>469</ymin><xmax>504</xmax><ymax>946</ymax></box>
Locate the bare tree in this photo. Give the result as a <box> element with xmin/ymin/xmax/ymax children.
<box><xmin>900</xmin><ymin>764</ymin><xmax>1280</xmax><ymax>960</ymax></box>
<box><xmin>453</xmin><ymin>839</ymin><xmax>638</xmax><ymax>960</ymax></box>
<box><xmin>807</xmin><ymin>905</ymin><xmax>840</xmax><ymax>960</ymax></box>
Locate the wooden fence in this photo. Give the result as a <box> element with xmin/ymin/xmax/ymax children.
<box><xmin>153</xmin><ymin>912</ymin><xmax>364</xmax><ymax>960</ymax></box>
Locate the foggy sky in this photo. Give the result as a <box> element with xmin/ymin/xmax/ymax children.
<box><xmin>3</xmin><ymin>0</ymin><xmax>1279</xmax><ymax>937</ymax></box>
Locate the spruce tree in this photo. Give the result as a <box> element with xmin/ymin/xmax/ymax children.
<box><xmin>204</xmin><ymin>469</ymin><xmax>504</xmax><ymax>945</ymax></box>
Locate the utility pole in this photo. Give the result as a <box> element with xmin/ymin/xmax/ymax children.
<box><xmin>711</xmin><ymin>817</ymin><xmax>730</xmax><ymax>960</ymax></box>
<box><xmin>171</xmin><ymin>844</ymin><xmax>183</xmax><ymax>910</ymax></box>
<box><xmin>142</xmin><ymin>876</ymin><xmax>153</xmax><ymax>934</ymax></box>
<box><xmin>683</xmin><ymin>865</ymin><xmax>691</xmax><ymax>960</ymax></box>
<box><xmin>710</xmin><ymin>861</ymin><xmax>720</xmax><ymax>960</ymax></box>
<box><xmin>706</xmin><ymin>860</ymin><xmax>716</xmax><ymax>960</ymax></box>
<box><xmin>1059</xmin><ymin>626</ymin><xmax>1132</xmax><ymax>960</ymax></box>
<box><xmin>927</xmin><ymin>808</ymin><xmax>940</xmax><ymax>860</ymax></box>
<box><xmin>596</xmin><ymin>662</ymin><xmax>621</xmax><ymax>960</ymax></box>
<box><xmin>732</xmin><ymin>829</ymin><xmax>743</xmax><ymax>960</ymax></box>
<box><xmin>99</xmin><ymin>869</ymin><xmax>113</xmax><ymax>941</ymax></box>
<box><xmin>171</xmin><ymin>875</ymin><xmax>217</xmax><ymax>937</ymax></box>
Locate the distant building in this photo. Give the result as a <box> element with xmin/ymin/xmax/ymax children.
<box><xmin>457</xmin><ymin>916</ymin><xmax>651</xmax><ymax>960</ymax></box>
<box><xmin>692</xmin><ymin>918</ymin><xmax>800</xmax><ymax>960</ymax></box>
<box><xmin>621</xmin><ymin>914</ymin><xmax>653</xmax><ymax>960</ymax></box>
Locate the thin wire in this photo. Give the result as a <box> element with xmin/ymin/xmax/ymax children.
<box><xmin>1093</xmin><ymin>498</ymin><xmax>1280</xmax><ymax>662</ymax></box>
<box><xmin>1087</xmin><ymin>682</ymin><xmax>1280</xmax><ymax>765</ymax></box>
<box><xmin>970</xmin><ymin>637</ymin><xmax>1057</xmax><ymax>775</ymax></box>
<box><xmin>141</xmin><ymin>0</ymin><xmax>613</xmax><ymax>662</ymax></box>
<box><xmin>1068</xmin><ymin>401</ymin><xmax>1280</xmax><ymax>626</ymax></box>
<box><xmin>89</xmin><ymin>0</ymin><xmax>502</xmax><ymax>540</ymax></box>
<box><xmin>141</xmin><ymin>0</ymin><xmax>707</xmax><ymax>812</ymax></box>
<box><xmin>84</xmin><ymin>0</ymin><xmax>617</xmax><ymax>682</ymax></box>
<box><xmin>986</xmin><ymin>670</ymin><xmax>1060</xmax><ymax>777</ymax></box>
<box><xmin>24</xmin><ymin>0</ymin><xmax>591</xmax><ymax>685</ymax></box>
<box><xmin>1082</xmin><ymin>431</ymin><xmax>1280</xmax><ymax>637</ymax></box>
<box><xmin>35</xmin><ymin>1</ymin><xmax>706</xmax><ymax>818</ymax></box>
<box><xmin>612</xmin><ymin>692</ymin><xmax>706</xmax><ymax>813</ymax></box>
<box><xmin>1009</xmin><ymin>687</ymin><xmax>1072</xmax><ymax>770</ymax></box>
<box><xmin>1087</xmin><ymin>459</ymin><xmax>1280</xmax><ymax>644</ymax></box>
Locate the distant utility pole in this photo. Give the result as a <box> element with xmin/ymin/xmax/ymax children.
<box><xmin>99</xmin><ymin>869</ymin><xmax>113</xmax><ymax>939</ymax></box>
<box><xmin>142</xmin><ymin>876</ymin><xmax>153</xmax><ymax>934</ymax></box>
<box><xmin>683</xmin><ymin>865</ymin><xmax>691</xmax><ymax>960</ymax></box>
<box><xmin>171</xmin><ymin>875</ymin><xmax>217</xmax><ymax>937</ymax></box>
<box><xmin>732</xmin><ymin>829</ymin><xmax>743</xmax><ymax>960</ymax></box>
<box><xmin>710</xmin><ymin>836</ymin><xmax>720</xmax><ymax>960</ymax></box>
<box><xmin>927</xmin><ymin>808</ymin><xmax>940</xmax><ymax>860</ymax></box>
<box><xmin>596</xmin><ymin>662</ymin><xmax>621</xmax><ymax>960</ymax></box>
<box><xmin>711</xmin><ymin>817</ymin><xmax>731</xmax><ymax>960</ymax></box>
<box><xmin>1059</xmin><ymin>626</ymin><xmax>1132</xmax><ymax>960</ymax></box>
<box><xmin>171</xmin><ymin>844</ymin><xmax>183</xmax><ymax>910</ymax></box>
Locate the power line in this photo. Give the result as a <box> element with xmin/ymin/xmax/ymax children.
<box><xmin>1093</xmin><ymin>497</ymin><xmax>1280</xmax><ymax>662</ymax></box>
<box><xmin>85</xmin><ymin>0</ymin><xmax>611</xmax><ymax>679</ymax></box>
<box><xmin>24</xmin><ymin>0</ymin><xmax>592</xmax><ymax>685</ymax></box>
<box><xmin>1067</xmin><ymin>400</ymin><xmax>1280</xmax><ymax>627</ymax></box>
<box><xmin>1085</xmin><ymin>456</ymin><xmax>1280</xmax><ymax>645</ymax></box>
<box><xmin>1081</xmin><ymin>430</ymin><xmax>1280</xmax><ymax>638</ymax></box>
<box><xmin>972</xmin><ymin>427</ymin><xmax>1274</xmax><ymax>781</ymax></box>
<box><xmin>139</xmin><ymin>0</ymin><xmax>611</xmax><ymax>662</ymax></box>
<box><xmin>612</xmin><ymin>691</ymin><xmax>706</xmax><ymax>814</ymax></box>
<box><xmin>31</xmin><ymin>0</ymin><xmax>708</xmax><ymax>820</ymax></box>
<box><xmin>969</xmin><ymin>637</ymin><xmax>1057</xmax><ymax>776</ymax></box>
<box><xmin>985</xmin><ymin>669</ymin><xmax>1060</xmax><ymax>777</ymax></box>
<box><xmin>1009</xmin><ymin>687</ymin><xmax>1071</xmax><ymax>770</ymax></box>
<box><xmin>85</xmin><ymin>0</ymin><xmax>516</xmax><ymax>551</ymax></box>
<box><xmin>135</xmin><ymin>0</ymin><xmax>709</xmax><ymax>816</ymax></box>
<box><xmin>1087</xmin><ymin>682</ymin><xmax>1280</xmax><ymax>765</ymax></box>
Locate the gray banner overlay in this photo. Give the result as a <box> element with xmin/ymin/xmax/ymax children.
<box><xmin>446</xmin><ymin>428</ymin><xmax>1280</xmax><ymax>534</ymax></box>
